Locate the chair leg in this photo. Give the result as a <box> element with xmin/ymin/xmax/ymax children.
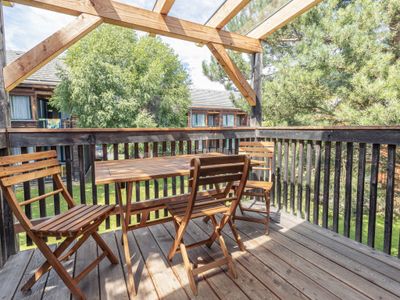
<box><xmin>227</xmin><ymin>219</ymin><xmax>245</xmax><ymax>251</ymax></box>
<box><xmin>21</xmin><ymin>236</ymin><xmax>75</xmax><ymax>293</ymax></box>
<box><xmin>264</xmin><ymin>190</ymin><xmax>270</xmax><ymax>235</ymax></box>
<box><xmin>180</xmin><ymin>243</ymin><xmax>197</xmax><ymax>295</ymax></box>
<box><xmin>209</xmin><ymin>215</ymin><xmax>237</xmax><ymax>279</ymax></box>
<box><xmin>33</xmin><ymin>237</ymin><xmax>86</xmax><ymax>300</ymax></box>
<box><xmin>168</xmin><ymin>222</ymin><xmax>186</xmax><ymax>261</ymax></box>
<box><xmin>91</xmin><ymin>231</ymin><xmax>119</xmax><ymax>264</ymax></box>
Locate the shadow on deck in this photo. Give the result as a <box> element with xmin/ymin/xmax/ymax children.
<box><xmin>1</xmin><ymin>209</ymin><xmax>400</xmax><ymax>300</ymax></box>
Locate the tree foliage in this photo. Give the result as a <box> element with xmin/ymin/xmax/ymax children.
<box><xmin>51</xmin><ymin>25</ymin><xmax>191</xmax><ymax>128</ymax></box>
<box><xmin>202</xmin><ymin>0</ymin><xmax>400</xmax><ymax>126</ymax></box>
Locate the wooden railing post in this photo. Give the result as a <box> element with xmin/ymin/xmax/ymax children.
<box><xmin>0</xmin><ymin>2</ymin><xmax>17</xmax><ymax>267</ymax></box>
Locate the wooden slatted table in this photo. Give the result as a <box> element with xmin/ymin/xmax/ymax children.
<box><xmin>95</xmin><ymin>153</ymin><xmax>226</xmax><ymax>296</ymax></box>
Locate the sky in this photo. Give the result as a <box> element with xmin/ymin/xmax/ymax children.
<box><xmin>3</xmin><ymin>0</ymin><xmax>228</xmax><ymax>90</ymax></box>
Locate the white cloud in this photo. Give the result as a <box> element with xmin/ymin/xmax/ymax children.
<box><xmin>3</xmin><ymin>2</ymin><xmax>225</xmax><ymax>90</ymax></box>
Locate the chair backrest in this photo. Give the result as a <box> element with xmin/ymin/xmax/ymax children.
<box><xmin>238</xmin><ymin>141</ymin><xmax>274</xmax><ymax>181</ymax></box>
<box><xmin>0</xmin><ymin>150</ymin><xmax>74</xmax><ymax>231</ymax></box>
<box><xmin>184</xmin><ymin>155</ymin><xmax>250</xmax><ymax>221</ymax></box>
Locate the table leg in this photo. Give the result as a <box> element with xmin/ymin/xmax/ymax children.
<box><xmin>117</xmin><ymin>182</ymin><xmax>136</xmax><ymax>296</ymax></box>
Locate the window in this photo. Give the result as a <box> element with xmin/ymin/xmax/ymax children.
<box><xmin>222</xmin><ymin>114</ymin><xmax>235</xmax><ymax>127</ymax></box>
<box><xmin>236</xmin><ymin>115</ymin><xmax>246</xmax><ymax>126</ymax></box>
<box><xmin>207</xmin><ymin>115</ymin><xmax>217</xmax><ymax>127</ymax></box>
<box><xmin>10</xmin><ymin>95</ymin><xmax>32</xmax><ymax>120</ymax></box>
<box><xmin>191</xmin><ymin>113</ymin><xmax>206</xmax><ymax>127</ymax></box>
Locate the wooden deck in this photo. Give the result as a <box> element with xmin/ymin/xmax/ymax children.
<box><xmin>1</xmin><ymin>210</ymin><xmax>400</xmax><ymax>300</ymax></box>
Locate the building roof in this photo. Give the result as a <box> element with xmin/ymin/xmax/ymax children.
<box><xmin>6</xmin><ymin>50</ymin><xmax>63</xmax><ymax>86</ymax></box>
<box><xmin>190</xmin><ymin>89</ymin><xmax>240</xmax><ymax>110</ymax></box>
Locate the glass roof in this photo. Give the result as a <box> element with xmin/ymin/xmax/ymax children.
<box><xmin>226</xmin><ymin>0</ymin><xmax>293</xmax><ymax>34</ymax></box>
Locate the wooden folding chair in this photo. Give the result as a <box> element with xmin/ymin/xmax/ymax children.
<box><xmin>166</xmin><ymin>155</ymin><xmax>250</xmax><ymax>295</ymax></box>
<box><xmin>0</xmin><ymin>150</ymin><xmax>118</xmax><ymax>300</ymax></box>
<box><xmin>233</xmin><ymin>141</ymin><xmax>274</xmax><ymax>233</ymax></box>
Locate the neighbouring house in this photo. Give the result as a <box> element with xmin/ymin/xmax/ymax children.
<box><xmin>188</xmin><ymin>89</ymin><xmax>249</xmax><ymax>128</ymax></box>
<box><xmin>6</xmin><ymin>50</ymin><xmax>73</xmax><ymax>130</ymax></box>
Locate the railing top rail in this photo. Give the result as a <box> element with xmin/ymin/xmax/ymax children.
<box><xmin>6</xmin><ymin>127</ymin><xmax>257</xmax><ymax>133</ymax></box>
<box><xmin>257</xmin><ymin>126</ymin><xmax>400</xmax><ymax>131</ymax></box>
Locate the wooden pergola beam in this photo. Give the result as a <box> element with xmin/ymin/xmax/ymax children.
<box><xmin>207</xmin><ymin>43</ymin><xmax>256</xmax><ymax>106</ymax></box>
<box><xmin>206</xmin><ymin>0</ymin><xmax>249</xmax><ymax>29</ymax></box>
<box><xmin>153</xmin><ymin>0</ymin><xmax>174</xmax><ymax>15</ymax></box>
<box><xmin>247</xmin><ymin>0</ymin><xmax>322</xmax><ymax>39</ymax></box>
<box><xmin>3</xmin><ymin>13</ymin><xmax>102</xmax><ymax>92</ymax></box>
<box><xmin>11</xmin><ymin>0</ymin><xmax>262</xmax><ymax>53</ymax></box>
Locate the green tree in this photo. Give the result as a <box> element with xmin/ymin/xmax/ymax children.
<box><xmin>51</xmin><ymin>25</ymin><xmax>191</xmax><ymax>128</ymax></box>
<box><xmin>202</xmin><ymin>0</ymin><xmax>400</xmax><ymax>126</ymax></box>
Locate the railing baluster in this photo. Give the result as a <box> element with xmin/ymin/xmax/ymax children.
<box><xmin>21</xmin><ymin>147</ymin><xmax>32</xmax><ymax>246</ymax></box>
<box><xmin>271</xmin><ymin>139</ymin><xmax>276</xmax><ymax>206</ymax></box>
<box><xmin>290</xmin><ymin>140</ymin><xmax>296</xmax><ymax>215</ymax></box>
<box><xmin>113</xmin><ymin>143</ymin><xmax>120</xmax><ymax>227</ymax></box>
<box><xmin>355</xmin><ymin>143</ymin><xmax>366</xmax><ymax>242</ymax></box>
<box><xmin>153</xmin><ymin>142</ymin><xmax>159</xmax><ymax>219</ymax></box>
<box><xmin>283</xmin><ymin>140</ymin><xmax>289</xmax><ymax>211</ymax></box>
<box><xmin>36</xmin><ymin>146</ymin><xmax>47</xmax><ymax>219</ymax></box>
<box><xmin>51</xmin><ymin>146</ymin><xmax>61</xmax><ymax>217</ymax></box>
<box><xmin>90</xmin><ymin>144</ymin><xmax>97</xmax><ymax>205</ymax></box>
<box><xmin>78</xmin><ymin>145</ymin><xmax>86</xmax><ymax>205</ymax></box>
<box><xmin>297</xmin><ymin>140</ymin><xmax>304</xmax><ymax>217</ymax></box>
<box><xmin>383</xmin><ymin>144</ymin><xmax>396</xmax><ymax>254</ymax></box>
<box><xmin>134</xmin><ymin>143</ymin><xmax>140</xmax><ymax>223</ymax></box>
<box><xmin>179</xmin><ymin>141</ymin><xmax>184</xmax><ymax>194</ymax></box>
<box><xmin>305</xmin><ymin>141</ymin><xmax>312</xmax><ymax>222</ymax></box>
<box><xmin>322</xmin><ymin>141</ymin><xmax>331</xmax><ymax>228</ymax></box>
<box><xmin>313</xmin><ymin>141</ymin><xmax>322</xmax><ymax>225</ymax></box>
<box><xmin>102</xmin><ymin>144</ymin><xmax>110</xmax><ymax>229</ymax></box>
<box><xmin>276</xmin><ymin>140</ymin><xmax>282</xmax><ymax>210</ymax></box>
<box><xmin>333</xmin><ymin>142</ymin><xmax>342</xmax><ymax>233</ymax></box>
<box><xmin>344</xmin><ymin>142</ymin><xmax>354</xmax><ymax>237</ymax></box>
<box><xmin>368</xmin><ymin>144</ymin><xmax>380</xmax><ymax>248</ymax></box>
<box><xmin>65</xmin><ymin>145</ymin><xmax>73</xmax><ymax>197</ymax></box>
<box><xmin>162</xmin><ymin>141</ymin><xmax>168</xmax><ymax>217</ymax></box>
<box><xmin>171</xmin><ymin>141</ymin><xmax>177</xmax><ymax>196</ymax></box>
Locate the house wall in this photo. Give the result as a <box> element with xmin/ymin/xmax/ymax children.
<box><xmin>188</xmin><ymin>107</ymin><xmax>249</xmax><ymax>127</ymax></box>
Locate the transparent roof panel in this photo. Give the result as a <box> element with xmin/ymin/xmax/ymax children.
<box><xmin>168</xmin><ymin>0</ymin><xmax>226</xmax><ymax>24</ymax></box>
<box><xmin>226</xmin><ymin>0</ymin><xmax>292</xmax><ymax>34</ymax></box>
<box><xmin>119</xmin><ymin>0</ymin><xmax>156</xmax><ymax>10</ymax></box>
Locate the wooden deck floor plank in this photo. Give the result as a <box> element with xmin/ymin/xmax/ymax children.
<box><xmin>115</xmin><ymin>230</ymin><xmax>159</xmax><ymax>300</ymax></box>
<box><xmin>202</xmin><ymin>217</ymin><xmax>340</xmax><ymax>300</ymax></box>
<box><xmin>74</xmin><ymin>237</ymin><xmax>100</xmax><ymax>299</ymax></box>
<box><xmin>13</xmin><ymin>246</ymin><xmax>55</xmax><ymax>300</ymax></box>
<box><xmin>98</xmin><ymin>232</ymin><xmax>129</xmax><ymax>300</ymax></box>
<box><xmin>163</xmin><ymin>221</ymin><xmax>252</xmax><ymax>300</ymax></box>
<box><xmin>133</xmin><ymin>227</ymin><xmax>189</xmax><ymax>300</ymax></box>
<box><xmin>275</xmin><ymin>209</ymin><xmax>400</xmax><ymax>271</ymax></box>
<box><xmin>276</xmin><ymin>211</ymin><xmax>400</xmax><ymax>281</ymax></box>
<box><xmin>191</xmin><ymin>219</ymin><xmax>307</xmax><ymax>300</ymax></box>
<box><xmin>234</xmin><ymin>218</ymin><xmax>371</xmax><ymax>300</ymax></box>
<box><xmin>0</xmin><ymin>248</ymin><xmax>33</xmax><ymax>300</ymax></box>
<box><xmin>148</xmin><ymin>223</ymin><xmax>219</xmax><ymax>300</ymax></box>
<box><xmin>267</xmin><ymin>221</ymin><xmax>398</xmax><ymax>300</ymax></box>
<box><xmin>42</xmin><ymin>242</ymin><xmax>76</xmax><ymax>300</ymax></box>
<box><xmin>272</xmin><ymin>214</ymin><xmax>400</xmax><ymax>296</ymax></box>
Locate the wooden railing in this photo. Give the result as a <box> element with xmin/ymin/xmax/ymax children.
<box><xmin>258</xmin><ymin>127</ymin><xmax>400</xmax><ymax>258</ymax></box>
<box><xmin>0</xmin><ymin>126</ymin><xmax>399</xmax><ymax>266</ymax></box>
<box><xmin>2</xmin><ymin>127</ymin><xmax>256</xmax><ymax>252</ymax></box>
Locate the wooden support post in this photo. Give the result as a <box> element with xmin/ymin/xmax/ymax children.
<box><xmin>250</xmin><ymin>52</ymin><xmax>262</xmax><ymax>127</ymax></box>
<box><xmin>0</xmin><ymin>2</ymin><xmax>16</xmax><ymax>267</ymax></box>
